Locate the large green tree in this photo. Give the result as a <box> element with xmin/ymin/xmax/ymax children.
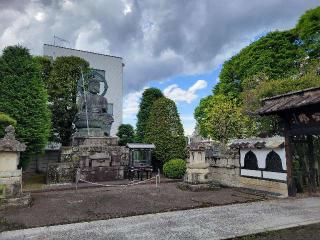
<box><xmin>145</xmin><ymin>97</ymin><xmax>186</xmax><ymax>163</ymax></box>
<box><xmin>136</xmin><ymin>88</ymin><xmax>163</xmax><ymax>142</ymax></box>
<box><xmin>0</xmin><ymin>45</ymin><xmax>51</xmax><ymax>167</ymax></box>
<box><xmin>196</xmin><ymin>7</ymin><xmax>320</xmax><ymax>140</ymax></box>
<box><xmin>117</xmin><ymin>124</ymin><xmax>135</xmax><ymax>146</ymax></box>
<box><xmin>195</xmin><ymin>94</ymin><xmax>255</xmax><ymax>143</ymax></box>
<box><xmin>214</xmin><ymin>30</ymin><xmax>304</xmax><ymax>99</ymax></box>
<box><xmin>46</xmin><ymin>56</ymin><xmax>89</xmax><ymax>145</ymax></box>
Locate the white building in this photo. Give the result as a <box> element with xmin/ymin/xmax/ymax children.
<box><xmin>43</xmin><ymin>44</ymin><xmax>124</xmax><ymax>136</ymax></box>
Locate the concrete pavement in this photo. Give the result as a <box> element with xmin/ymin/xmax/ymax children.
<box><xmin>1</xmin><ymin>197</ymin><xmax>320</xmax><ymax>240</ymax></box>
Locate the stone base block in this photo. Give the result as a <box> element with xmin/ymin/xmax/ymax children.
<box><xmin>0</xmin><ymin>173</ymin><xmax>22</xmax><ymax>199</ymax></box>
<box><xmin>0</xmin><ymin>193</ymin><xmax>31</xmax><ymax>210</ymax></box>
<box><xmin>239</xmin><ymin>177</ymin><xmax>288</xmax><ymax>197</ymax></box>
<box><xmin>177</xmin><ymin>182</ymin><xmax>220</xmax><ymax>192</ymax></box>
<box><xmin>73</xmin><ymin>136</ymin><xmax>118</xmax><ymax>147</ymax></box>
<box><xmin>81</xmin><ymin>166</ymin><xmax>124</xmax><ymax>182</ymax></box>
<box><xmin>185</xmin><ymin>168</ymin><xmax>210</xmax><ymax>184</ymax></box>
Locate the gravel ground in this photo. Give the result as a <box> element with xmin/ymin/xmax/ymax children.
<box><xmin>1</xmin><ymin>197</ymin><xmax>319</xmax><ymax>240</ymax></box>
<box><xmin>232</xmin><ymin>223</ymin><xmax>320</xmax><ymax>240</ymax></box>
<box><xmin>0</xmin><ymin>182</ymin><xmax>264</xmax><ymax>232</ymax></box>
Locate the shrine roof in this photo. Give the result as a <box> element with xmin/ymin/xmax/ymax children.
<box><xmin>258</xmin><ymin>87</ymin><xmax>320</xmax><ymax>115</ymax></box>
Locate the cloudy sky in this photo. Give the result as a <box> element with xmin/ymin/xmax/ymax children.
<box><xmin>0</xmin><ymin>0</ymin><xmax>319</xmax><ymax>135</ymax></box>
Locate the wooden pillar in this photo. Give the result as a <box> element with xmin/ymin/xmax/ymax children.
<box><xmin>307</xmin><ymin>135</ymin><xmax>316</xmax><ymax>192</ymax></box>
<box><xmin>284</xmin><ymin>127</ymin><xmax>296</xmax><ymax>197</ymax></box>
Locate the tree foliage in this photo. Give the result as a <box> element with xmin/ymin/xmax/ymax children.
<box><xmin>214</xmin><ymin>30</ymin><xmax>304</xmax><ymax>99</ymax></box>
<box><xmin>195</xmin><ymin>94</ymin><xmax>255</xmax><ymax>143</ymax></box>
<box><xmin>0</xmin><ymin>112</ymin><xmax>16</xmax><ymax>138</ymax></box>
<box><xmin>0</xmin><ymin>45</ymin><xmax>51</xmax><ymax>167</ymax></box>
<box><xmin>295</xmin><ymin>6</ymin><xmax>320</xmax><ymax>58</ymax></box>
<box><xmin>196</xmin><ymin>7</ymin><xmax>320</xmax><ymax>141</ymax></box>
<box><xmin>136</xmin><ymin>88</ymin><xmax>163</xmax><ymax>142</ymax></box>
<box><xmin>45</xmin><ymin>56</ymin><xmax>89</xmax><ymax>145</ymax></box>
<box><xmin>116</xmin><ymin>124</ymin><xmax>135</xmax><ymax>146</ymax></box>
<box><xmin>145</xmin><ymin>97</ymin><xmax>186</xmax><ymax>163</ymax></box>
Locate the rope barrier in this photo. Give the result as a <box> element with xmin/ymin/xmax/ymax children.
<box><xmin>75</xmin><ymin>168</ymin><xmax>161</xmax><ymax>190</ymax></box>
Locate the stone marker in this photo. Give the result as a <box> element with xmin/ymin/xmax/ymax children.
<box><xmin>0</xmin><ymin>125</ymin><xmax>31</xmax><ymax>208</ymax></box>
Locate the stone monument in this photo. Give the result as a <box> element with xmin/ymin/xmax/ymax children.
<box><xmin>47</xmin><ymin>70</ymin><xmax>128</xmax><ymax>184</ymax></box>
<box><xmin>0</xmin><ymin>125</ymin><xmax>31</xmax><ymax>208</ymax></box>
<box><xmin>73</xmin><ymin>71</ymin><xmax>114</xmax><ymax>138</ymax></box>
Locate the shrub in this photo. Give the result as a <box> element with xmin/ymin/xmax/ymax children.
<box><xmin>163</xmin><ymin>159</ymin><xmax>186</xmax><ymax>179</ymax></box>
<box><xmin>0</xmin><ymin>112</ymin><xmax>16</xmax><ymax>138</ymax></box>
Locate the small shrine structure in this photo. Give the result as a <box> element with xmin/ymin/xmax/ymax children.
<box><xmin>126</xmin><ymin>143</ymin><xmax>155</xmax><ymax>180</ymax></box>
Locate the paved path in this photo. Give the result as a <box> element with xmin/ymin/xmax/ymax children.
<box><xmin>1</xmin><ymin>197</ymin><xmax>320</xmax><ymax>240</ymax></box>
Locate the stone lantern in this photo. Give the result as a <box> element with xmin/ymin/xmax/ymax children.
<box><xmin>0</xmin><ymin>125</ymin><xmax>30</xmax><ymax>208</ymax></box>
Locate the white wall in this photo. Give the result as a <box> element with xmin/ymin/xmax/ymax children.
<box><xmin>240</xmin><ymin>148</ymin><xmax>287</xmax><ymax>181</ymax></box>
<box><xmin>43</xmin><ymin>44</ymin><xmax>123</xmax><ymax>136</ymax></box>
<box><xmin>240</xmin><ymin>148</ymin><xmax>286</xmax><ymax>170</ymax></box>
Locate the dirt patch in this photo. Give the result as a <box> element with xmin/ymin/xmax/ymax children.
<box><xmin>0</xmin><ymin>182</ymin><xmax>265</xmax><ymax>232</ymax></box>
<box><xmin>230</xmin><ymin>223</ymin><xmax>320</xmax><ymax>240</ymax></box>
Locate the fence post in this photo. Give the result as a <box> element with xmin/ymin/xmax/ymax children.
<box><xmin>75</xmin><ymin>168</ymin><xmax>80</xmax><ymax>191</ymax></box>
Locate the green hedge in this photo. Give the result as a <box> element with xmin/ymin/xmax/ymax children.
<box><xmin>163</xmin><ymin>159</ymin><xmax>186</xmax><ymax>179</ymax></box>
<box><xmin>0</xmin><ymin>112</ymin><xmax>16</xmax><ymax>138</ymax></box>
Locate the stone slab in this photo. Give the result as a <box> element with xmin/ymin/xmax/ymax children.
<box><xmin>0</xmin><ymin>169</ymin><xmax>21</xmax><ymax>177</ymax></box>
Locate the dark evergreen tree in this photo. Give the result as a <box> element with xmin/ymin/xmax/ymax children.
<box><xmin>145</xmin><ymin>97</ymin><xmax>186</xmax><ymax>163</ymax></box>
<box><xmin>135</xmin><ymin>88</ymin><xmax>163</xmax><ymax>142</ymax></box>
<box><xmin>46</xmin><ymin>56</ymin><xmax>89</xmax><ymax>145</ymax></box>
<box><xmin>117</xmin><ymin>124</ymin><xmax>135</xmax><ymax>146</ymax></box>
<box><xmin>0</xmin><ymin>45</ymin><xmax>51</xmax><ymax>168</ymax></box>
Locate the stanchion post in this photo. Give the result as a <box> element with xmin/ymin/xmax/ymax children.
<box><xmin>158</xmin><ymin>168</ymin><xmax>161</xmax><ymax>184</ymax></box>
<box><xmin>75</xmin><ymin>168</ymin><xmax>80</xmax><ymax>191</ymax></box>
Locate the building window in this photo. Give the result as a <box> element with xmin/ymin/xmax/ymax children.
<box><xmin>265</xmin><ymin>150</ymin><xmax>283</xmax><ymax>172</ymax></box>
<box><xmin>244</xmin><ymin>151</ymin><xmax>258</xmax><ymax>170</ymax></box>
<box><xmin>107</xmin><ymin>103</ymin><xmax>113</xmax><ymax>115</ymax></box>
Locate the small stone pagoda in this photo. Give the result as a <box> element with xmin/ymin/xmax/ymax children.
<box><xmin>0</xmin><ymin>126</ymin><xmax>31</xmax><ymax>208</ymax></box>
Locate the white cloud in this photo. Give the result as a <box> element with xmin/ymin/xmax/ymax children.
<box><xmin>0</xmin><ymin>0</ymin><xmax>318</xmax><ymax>93</ymax></box>
<box><xmin>163</xmin><ymin>80</ymin><xmax>207</xmax><ymax>103</ymax></box>
<box><xmin>123</xmin><ymin>88</ymin><xmax>144</xmax><ymax>119</ymax></box>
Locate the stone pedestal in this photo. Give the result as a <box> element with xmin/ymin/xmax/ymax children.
<box><xmin>47</xmin><ymin>136</ymin><xmax>129</xmax><ymax>184</ymax></box>
<box><xmin>0</xmin><ymin>126</ymin><xmax>31</xmax><ymax>209</ymax></box>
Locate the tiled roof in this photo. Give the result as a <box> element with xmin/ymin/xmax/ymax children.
<box><xmin>228</xmin><ymin>136</ymin><xmax>284</xmax><ymax>149</ymax></box>
<box><xmin>126</xmin><ymin>143</ymin><xmax>155</xmax><ymax>149</ymax></box>
<box><xmin>258</xmin><ymin>87</ymin><xmax>320</xmax><ymax>115</ymax></box>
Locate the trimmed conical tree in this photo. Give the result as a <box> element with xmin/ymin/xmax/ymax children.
<box><xmin>0</xmin><ymin>45</ymin><xmax>51</xmax><ymax>168</ymax></box>
<box><xmin>136</xmin><ymin>88</ymin><xmax>163</xmax><ymax>142</ymax></box>
<box><xmin>145</xmin><ymin>97</ymin><xmax>186</xmax><ymax>164</ymax></box>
